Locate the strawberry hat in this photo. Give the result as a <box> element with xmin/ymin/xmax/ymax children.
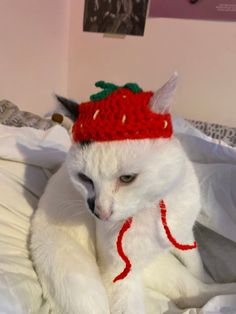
<box><xmin>72</xmin><ymin>81</ymin><xmax>173</xmax><ymax>143</ymax></box>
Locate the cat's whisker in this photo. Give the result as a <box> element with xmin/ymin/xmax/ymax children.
<box><xmin>66</xmin><ymin>210</ymin><xmax>88</xmax><ymax>219</ymax></box>
<box><xmin>107</xmin><ymin>223</ymin><xmax>121</xmax><ymax>234</ymax></box>
<box><xmin>57</xmin><ymin>203</ymin><xmax>86</xmax><ymax>212</ymax></box>
<box><xmin>55</xmin><ymin>198</ymin><xmax>89</xmax><ymax>217</ymax></box>
<box><xmin>55</xmin><ymin>200</ymin><xmax>85</xmax><ymax>209</ymax></box>
<box><xmin>56</xmin><ymin>199</ymin><xmax>85</xmax><ymax>206</ymax></box>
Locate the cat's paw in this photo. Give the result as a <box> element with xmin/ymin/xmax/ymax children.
<box><xmin>63</xmin><ymin>274</ymin><xmax>110</xmax><ymax>314</ymax></box>
<box><xmin>103</xmin><ymin>272</ymin><xmax>145</xmax><ymax>314</ymax></box>
<box><xmin>110</xmin><ymin>296</ymin><xmax>145</xmax><ymax>314</ymax></box>
<box><xmin>174</xmin><ymin>295</ymin><xmax>208</xmax><ymax>310</ymax></box>
<box><xmin>111</xmin><ymin>307</ymin><xmax>145</xmax><ymax>314</ymax></box>
<box><xmin>174</xmin><ymin>282</ymin><xmax>236</xmax><ymax>309</ymax></box>
<box><xmin>111</xmin><ymin>305</ymin><xmax>145</xmax><ymax>314</ymax></box>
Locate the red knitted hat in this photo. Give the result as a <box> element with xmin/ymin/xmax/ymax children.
<box><xmin>72</xmin><ymin>82</ymin><xmax>173</xmax><ymax>143</ymax></box>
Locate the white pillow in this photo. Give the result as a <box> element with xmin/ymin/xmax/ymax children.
<box><xmin>0</xmin><ymin>159</ymin><xmax>47</xmax><ymax>313</ymax></box>
<box><xmin>0</xmin><ymin>124</ymin><xmax>71</xmax><ymax>313</ymax></box>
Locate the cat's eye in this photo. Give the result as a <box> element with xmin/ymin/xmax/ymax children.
<box><xmin>78</xmin><ymin>172</ymin><xmax>94</xmax><ymax>187</ymax></box>
<box><xmin>119</xmin><ymin>174</ymin><xmax>137</xmax><ymax>184</ymax></box>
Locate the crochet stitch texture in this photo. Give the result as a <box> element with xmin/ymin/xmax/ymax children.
<box><xmin>72</xmin><ymin>85</ymin><xmax>173</xmax><ymax>143</ymax></box>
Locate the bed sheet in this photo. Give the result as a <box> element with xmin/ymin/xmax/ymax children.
<box><xmin>0</xmin><ymin>120</ymin><xmax>236</xmax><ymax>314</ymax></box>
<box><xmin>0</xmin><ymin>124</ymin><xmax>71</xmax><ymax>314</ymax></box>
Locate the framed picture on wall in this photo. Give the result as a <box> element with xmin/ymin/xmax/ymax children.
<box><xmin>83</xmin><ymin>0</ymin><xmax>149</xmax><ymax>36</ymax></box>
<box><xmin>149</xmin><ymin>0</ymin><xmax>236</xmax><ymax>21</ymax></box>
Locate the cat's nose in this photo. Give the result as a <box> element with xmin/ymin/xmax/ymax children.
<box><xmin>95</xmin><ymin>206</ymin><xmax>113</xmax><ymax>221</ymax></box>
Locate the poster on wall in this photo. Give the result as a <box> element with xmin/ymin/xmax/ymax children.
<box><xmin>149</xmin><ymin>0</ymin><xmax>236</xmax><ymax>21</ymax></box>
<box><xmin>83</xmin><ymin>0</ymin><xmax>149</xmax><ymax>36</ymax></box>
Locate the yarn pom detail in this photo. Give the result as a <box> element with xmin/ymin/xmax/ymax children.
<box><xmin>113</xmin><ymin>217</ymin><xmax>133</xmax><ymax>283</ymax></box>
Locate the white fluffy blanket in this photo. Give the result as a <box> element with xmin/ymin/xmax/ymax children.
<box><xmin>0</xmin><ymin>118</ymin><xmax>236</xmax><ymax>314</ymax></box>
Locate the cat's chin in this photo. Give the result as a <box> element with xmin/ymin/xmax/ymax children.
<box><xmin>94</xmin><ymin>215</ymin><xmax>125</xmax><ymax>223</ymax></box>
<box><xmin>93</xmin><ymin>212</ymin><xmax>130</xmax><ymax>223</ymax></box>
<box><xmin>104</xmin><ymin>205</ymin><xmax>157</xmax><ymax>223</ymax></box>
<box><xmin>97</xmin><ymin>209</ymin><xmax>146</xmax><ymax>223</ymax></box>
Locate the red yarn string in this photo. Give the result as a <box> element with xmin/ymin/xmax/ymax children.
<box><xmin>113</xmin><ymin>217</ymin><xmax>133</xmax><ymax>283</ymax></box>
<box><xmin>159</xmin><ymin>199</ymin><xmax>197</xmax><ymax>250</ymax></box>
<box><xmin>113</xmin><ymin>200</ymin><xmax>197</xmax><ymax>283</ymax></box>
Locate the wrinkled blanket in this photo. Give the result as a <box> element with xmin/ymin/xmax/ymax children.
<box><xmin>0</xmin><ymin>118</ymin><xmax>236</xmax><ymax>314</ymax></box>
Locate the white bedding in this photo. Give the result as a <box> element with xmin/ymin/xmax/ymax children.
<box><xmin>0</xmin><ymin>125</ymin><xmax>71</xmax><ymax>314</ymax></box>
<box><xmin>0</xmin><ymin>120</ymin><xmax>236</xmax><ymax>314</ymax></box>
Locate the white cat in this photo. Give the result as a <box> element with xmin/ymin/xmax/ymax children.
<box><xmin>30</xmin><ymin>74</ymin><xmax>236</xmax><ymax>314</ymax></box>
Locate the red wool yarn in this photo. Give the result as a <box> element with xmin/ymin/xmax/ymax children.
<box><xmin>72</xmin><ymin>88</ymin><xmax>173</xmax><ymax>143</ymax></box>
<box><xmin>113</xmin><ymin>217</ymin><xmax>133</xmax><ymax>283</ymax></box>
<box><xmin>114</xmin><ymin>200</ymin><xmax>197</xmax><ymax>283</ymax></box>
<box><xmin>159</xmin><ymin>200</ymin><xmax>197</xmax><ymax>250</ymax></box>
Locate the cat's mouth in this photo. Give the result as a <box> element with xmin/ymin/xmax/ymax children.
<box><xmin>86</xmin><ymin>198</ymin><xmax>114</xmax><ymax>221</ymax></box>
<box><xmin>94</xmin><ymin>207</ymin><xmax>113</xmax><ymax>221</ymax></box>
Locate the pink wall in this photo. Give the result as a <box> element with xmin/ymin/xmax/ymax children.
<box><xmin>68</xmin><ymin>0</ymin><xmax>236</xmax><ymax>127</ymax></box>
<box><xmin>0</xmin><ymin>0</ymin><xmax>235</xmax><ymax>127</ymax></box>
<box><xmin>0</xmin><ymin>0</ymin><xmax>69</xmax><ymax>115</ymax></box>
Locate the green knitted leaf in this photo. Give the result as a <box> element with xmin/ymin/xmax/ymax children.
<box><xmin>90</xmin><ymin>81</ymin><xmax>118</xmax><ymax>101</ymax></box>
<box><xmin>123</xmin><ymin>83</ymin><xmax>142</xmax><ymax>93</ymax></box>
<box><xmin>95</xmin><ymin>81</ymin><xmax>118</xmax><ymax>90</ymax></box>
<box><xmin>90</xmin><ymin>81</ymin><xmax>143</xmax><ymax>102</ymax></box>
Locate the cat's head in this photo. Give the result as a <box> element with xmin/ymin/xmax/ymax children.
<box><xmin>66</xmin><ymin>73</ymin><xmax>186</xmax><ymax>222</ymax></box>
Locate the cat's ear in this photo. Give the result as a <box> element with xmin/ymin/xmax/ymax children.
<box><xmin>149</xmin><ymin>72</ymin><xmax>178</xmax><ymax>114</ymax></box>
<box><xmin>55</xmin><ymin>95</ymin><xmax>79</xmax><ymax>121</ymax></box>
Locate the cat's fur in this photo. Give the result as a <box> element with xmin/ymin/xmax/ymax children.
<box><xmin>31</xmin><ymin>75</ymin><xmax>236</xmax><ymax>314</ymax></box>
